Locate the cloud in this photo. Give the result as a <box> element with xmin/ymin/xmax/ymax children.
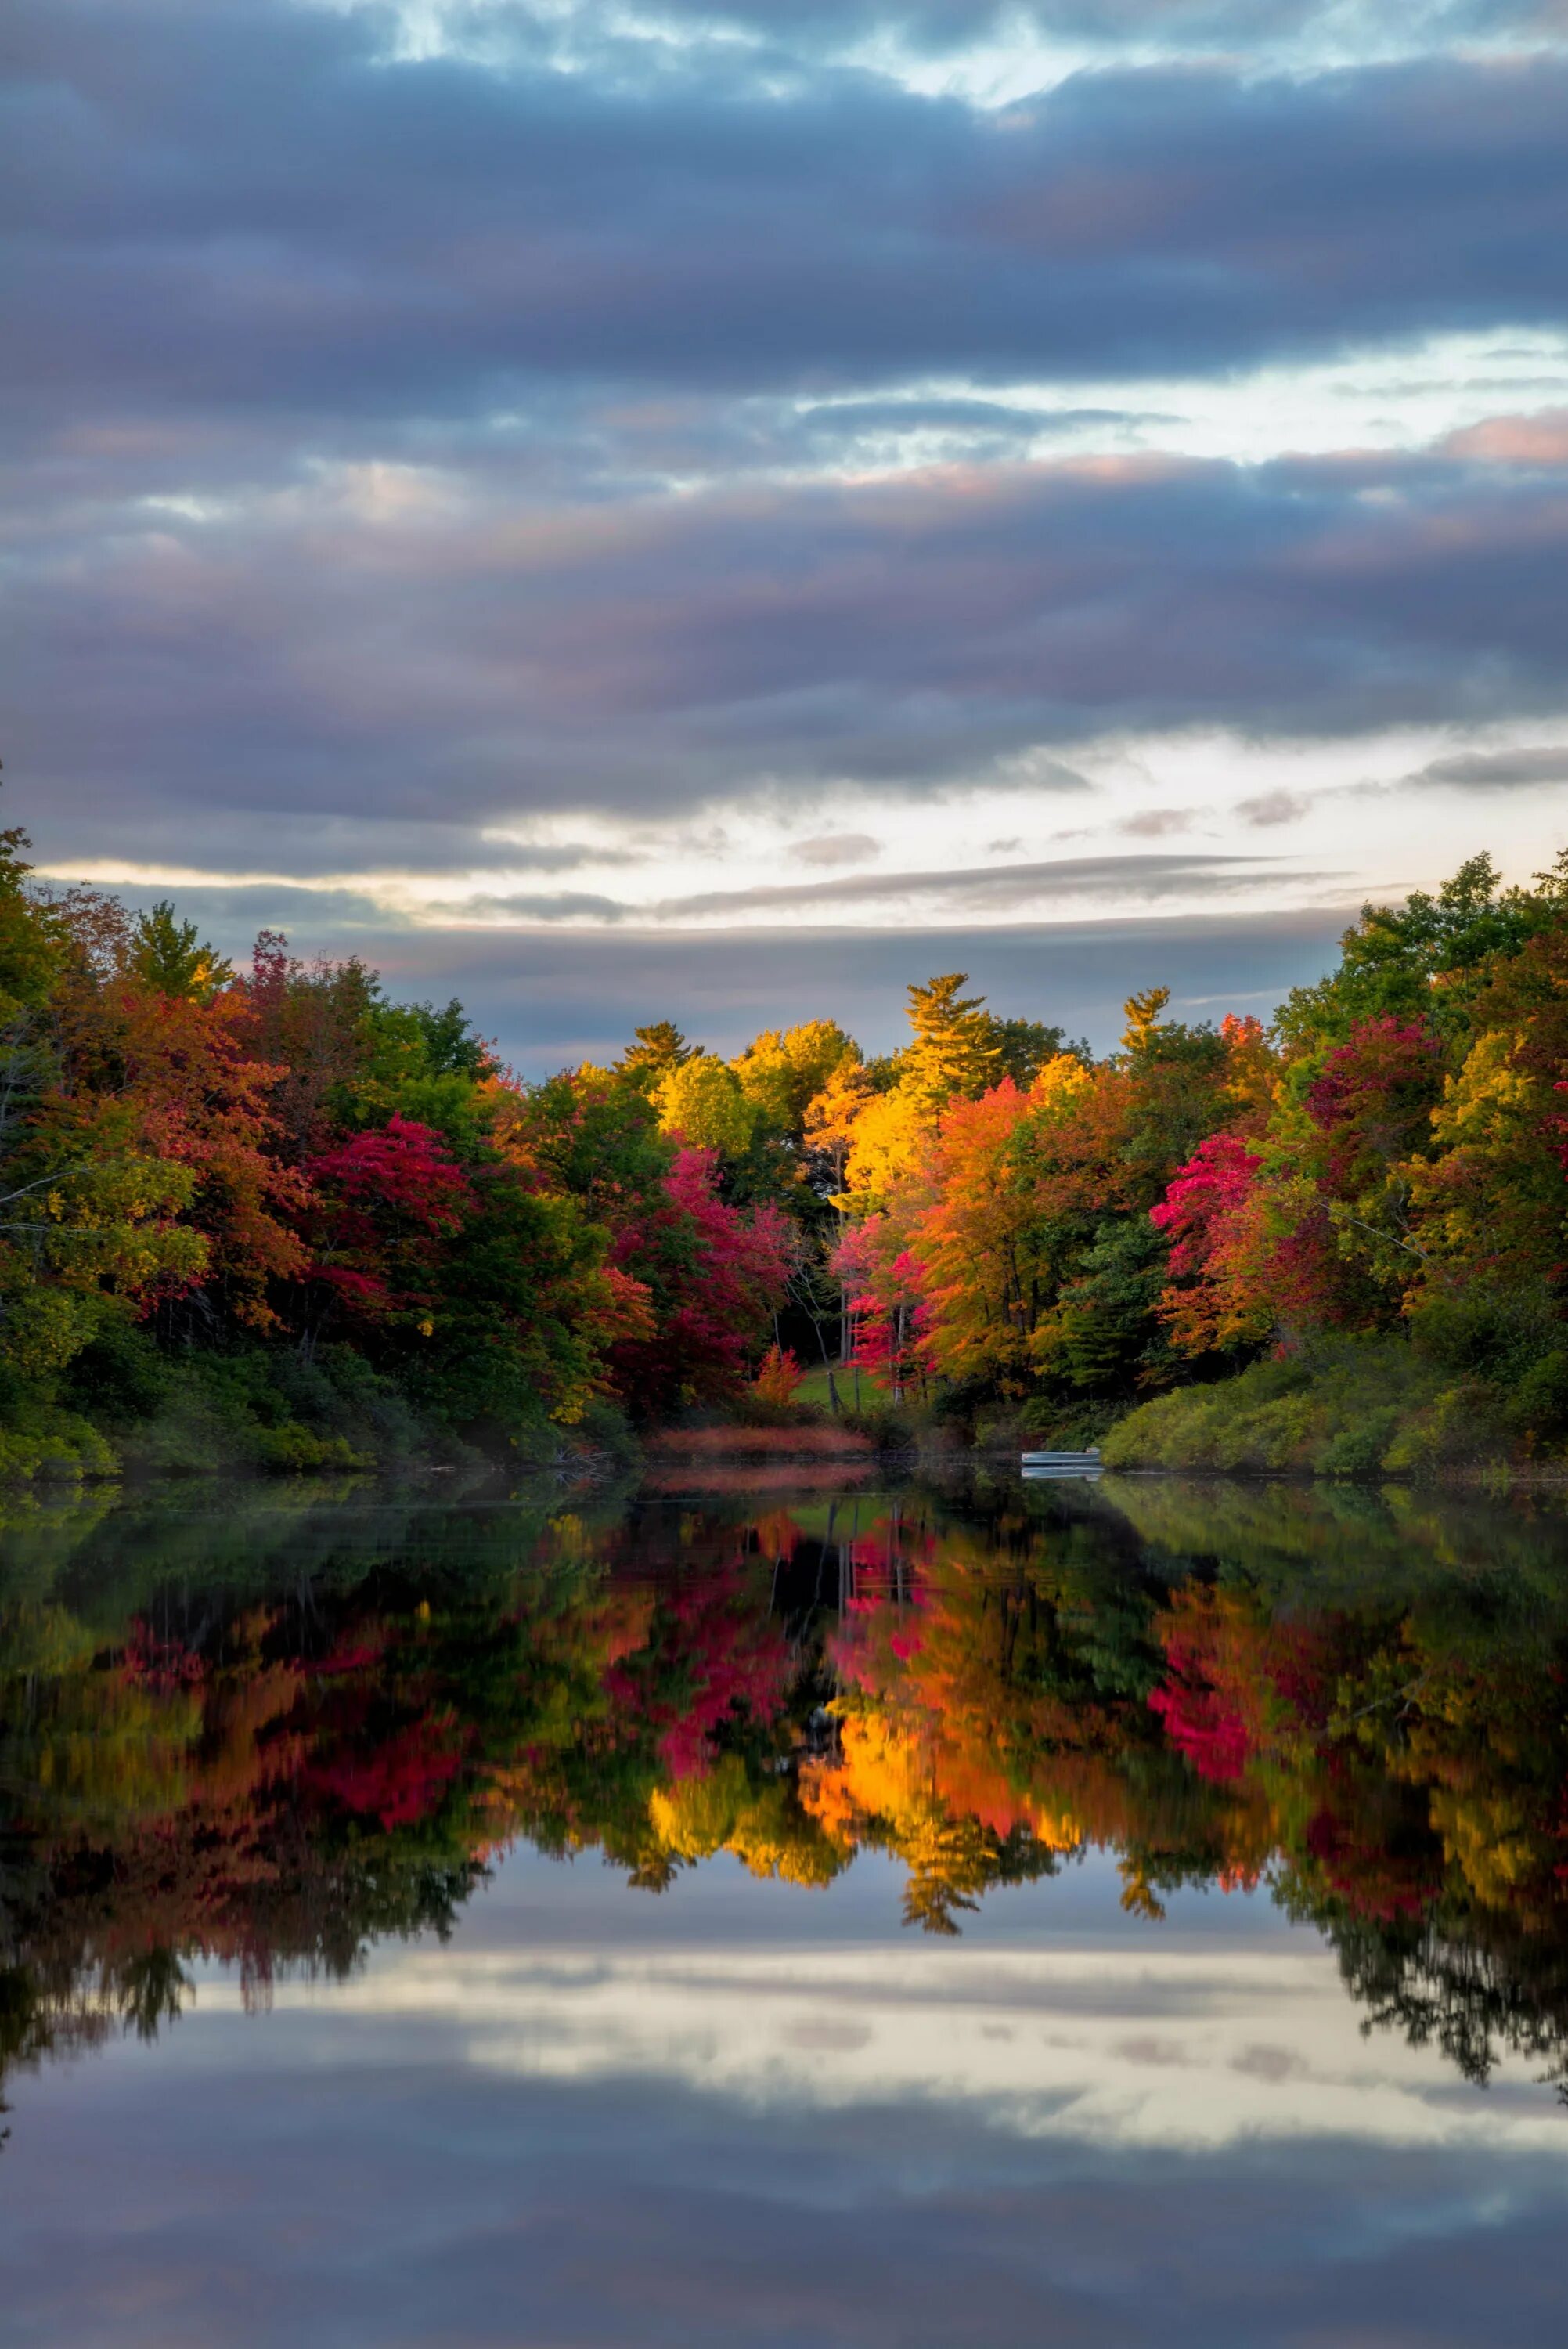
<box><xmin>6</xmin><ymin>1831</ymin><xmax>1568</xmax><ymax>2349</ymax></box>
<box><xmin>18</xmin><ymin>432</ymin><xmax>1568</xmax><ymax>877</ymax></box>
<box><xmin>9</xmin><ymin>8</ymin><xmax>1568</xmax><ymax>467</ymax></box>
<box><xmin>1120</xmin><ymin>807</ymin><xmax>1199</xmax><ymax>836</ymax></box>
<box><xmin>1443</xmin><ymin>408</ymin><xmax>1568</xmax><ymax>464</ymax></box>
<box><xmin>439</xmin><ymin>889</ymin><xmax>633</xmax><ymax>922</ymax></box>
<box><xmin>1234</xmin><ymin>788</ymin><xmax>1310</xmax><ymax>824</ymax></box>
<box><xmin>788</xmin><ymin>832</ymin><xmax>882</xmax><ymax>866</ymax></box>
<box><xmin>32</xmin><ymin>882</ymin><xmax>420</xmax><ymax>937</ymax></box>
<box><xmin>479</xmin><ymin>841</ymin><xmax>646</xmax><ymax>871</ymax></box>
<box><xmin>1401</xmin><ymin>745</ymin><xmax>1568</xmax><ymax>788</ymax></box>
<box><xmin>10</xmin><ymin>4</ymin><xmax>1568</xmax><ymax>886</ymax></box>
<box><xmin>653</xmin><ymin>851</ymin><xmax>1299</xmax><ymax>918</ymax></box>
<box><xmin>12</xmin><ymin>1</ymin><xmax>1568</xmax><ymax>927</ymax></box>
<box><xmin>164</xmin><ymin>900</ymin><xmax>1354</xmax><ymax>1068</ymax></box>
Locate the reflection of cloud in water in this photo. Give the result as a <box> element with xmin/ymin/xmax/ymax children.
<box><xmin>205</xmin><ymin>1936</ymin><xmax>1568</xmax><ymax>2161</ymax></box>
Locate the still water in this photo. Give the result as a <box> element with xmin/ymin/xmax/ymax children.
<box><xmin>3</xmin><ymin>1470</ymin><xmax>1568</xmax><ymax>2345</ymax></box>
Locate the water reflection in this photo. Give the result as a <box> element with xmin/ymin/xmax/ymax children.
<box><xmin>4</xmin><ymin>1472</ymin><xmax>1568</xmax><ymax>2119</ymax></box>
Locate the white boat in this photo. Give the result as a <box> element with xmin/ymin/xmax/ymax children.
<box><xmin>1021</xmin><ymin>1447</ymin><xmax>1102</xmax><ymax>1477</ymax></box>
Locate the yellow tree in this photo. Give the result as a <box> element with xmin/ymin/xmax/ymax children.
<box><xmin>803</xmin><ymin>1059</ymin><xmax>874</xmax><ymax>1193</ymax></box>
<box><xmin>912</xmin><ymin>1080</ymin><xmax>1045</xmax><ymax>1391</ymax></box>
<box><xmin>733</xmin><ymin>1020</ymin><xmax>860</xmax><ymax>1143</ymax></box>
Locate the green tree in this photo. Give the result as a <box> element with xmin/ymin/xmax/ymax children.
<box><xmin>903</xmin><ymin>974</ymin><xmax>1002</xmax><ymax>1110</ymax></box>
<box><xmin>654</xmin><ymin>1055</ymin><xmax>759</xmax><ymax>1158</ymax></box>
<box><xmin>615</xmin><ymin>1021</ymin><xmax>696</xmax><ymax>1095</ymax></box>
<box><xmin>1277</xmin><ymin>854</ymin><xmax>1550</xmax><ymax>1054</ymax></box>
<box><xmin>982</xmin><ymin>1015</ymin><xmax>1083</xmax><ymax>1088</ymax></box>
<box><xmin>130</xmin><ymin>902</ymin><xmax>233</xmax><ymax>1003</ymax></box>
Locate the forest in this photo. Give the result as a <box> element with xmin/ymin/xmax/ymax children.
<box><xmin>5</xmin><ymin>810</ymin><xmax>1568</xmax><ymax>1481</ymax></box>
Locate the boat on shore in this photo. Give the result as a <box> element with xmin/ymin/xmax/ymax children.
<box><xmin>1021</xmin><ymin>1447</ymin><xmax>1102</xmax><ymax>1478</ymax></box>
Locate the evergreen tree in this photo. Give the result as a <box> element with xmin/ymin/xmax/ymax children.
<box><xmin>902</xmin><ymin>973</ymin><xmax>1002</xmax><ymax>1110</ymax></box>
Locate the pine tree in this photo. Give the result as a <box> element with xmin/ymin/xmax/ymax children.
<box><xmin>902</xmin><ymin>973</ymin><xmax>1001</xmax><ymax>1110</ymax></box>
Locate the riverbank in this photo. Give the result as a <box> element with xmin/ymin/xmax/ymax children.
<box><xmin>8</xmin><ymin>1330</ymin><xmax>1567</xmax><ymax>1491</ymax></box>
<box><xmin>1096</xmin><ymin>1335</ymin><xmax>1564</xmax><ymax>1480</ymax></box>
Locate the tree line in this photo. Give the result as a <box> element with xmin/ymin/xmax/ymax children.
<box><xmin>4</xmin><ymin>814</ymin><xmax>1568</xmax><ymax>1474</ymax></box>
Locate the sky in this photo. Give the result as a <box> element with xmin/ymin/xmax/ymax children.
<box><xmin>4</xmin><ymin>1846</ymin><xmax>1566</xmax><ymax>2345</ymax></box>
<box><xmin>7</xmin><ymin>0</ymin><xmax>1568</xmax><ymax>1063</ymax></box>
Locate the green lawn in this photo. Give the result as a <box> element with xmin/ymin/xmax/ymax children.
<box><xmin>794</xmin><ymin>1361</ymin><xmax>866</xmax><ymax>1412</ymax></box>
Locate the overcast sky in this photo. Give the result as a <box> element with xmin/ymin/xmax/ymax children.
<box><xmin>8</xmin><ymin>1</ymin><xmax>1568</xmax><ymax>1062</ymax></box>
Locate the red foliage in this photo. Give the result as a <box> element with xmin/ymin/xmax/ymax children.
<box><xmin>50</xmin><ymin>976</ymin><xmax>313</xmax><ymax>1326</ymax></box>
<box><xmin>121</xmin><ymin>1622</ymin><xmax>207</xmax><ymax>1694</ymax></box>
<box><xmin>1304</xmin><ymin>1799</ymin><xmax>1436</xmax><ymax>1924</ymax></box>
<box><xmin>1151</xmin><ymin>1131</ymin><xmax>1263</xmax><ymax>1274</ymax></box>
<box><xmin>609</xmin><ymin>1147</ymin><xmax>792</xmax><ymax>1406</ymax></box>
<box><xmin>1148</xmin><ymin>1646</ymin><xmax>1253</xmax><ymax>1783</ymax></box>
<box><xmin>303</xmin><ymin>1115</ymin><xmax>473</xmax><ymax>1324</ymax></box>
<box><xmin>834</xmin><ymin>1221</ymin><xmax>936</xmax><ymax>1400</ymax></box>
<box><xmin>1305</xmin><ymin>1016</ymin><xmax>1445</xmax><ymax>1186</ymax></box>
<box><xmin>309</xmin><ymin>1715</ymin><xmax>466</xmax><ymax>1830</ymax></box>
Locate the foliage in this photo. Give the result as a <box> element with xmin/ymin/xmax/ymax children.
<box><xmin>5</xmin><ymin>821</ymin><xmax>1568</xmax><ymax>1479</ymax></box>
<box><xmin>653</xmin><ymin>1053</ymin><xmax>759</xmax><ymax>1158</ymax></box>
<box><xmin>751</xmin><ymin>1344</ymin><xmax>805</xmax><ymax>1408</ymax></box>
<box><xmin>0</xmin><ymin>832</ymin><xmax>798</xmax><ymax>1473</ymax></box>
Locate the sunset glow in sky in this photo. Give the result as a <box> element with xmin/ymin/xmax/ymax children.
<box><xmin>9</xmin><ymin>0</ymin><xmax>1568</xmax><ymax>1059</ymax></box>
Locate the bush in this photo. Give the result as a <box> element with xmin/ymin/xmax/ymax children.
<box><xmin>1101</xmin><ymin>1333</ymin><xmax>1549</xmax><ymax>1478</ymax></box>
<box><xmin>0</xmin><ymin>1409</ymin><xmax>117</xmax><ymax>1483</ymax></box>
<box><xmin>1409</xmin><ymin>1284</ymin><xmax>1561</xmax><ymax>1387</ymax></box>
<box><xmin>1508</xmin><ymin>1349</ymin><xmax>1568</xmax><ymax>1438</ymax></box>
<box><xmin>59</xmin><ymin>1321</ymin><xmax>170</xmax><ymax>1423</ymax></box>
<box><xmin>252</xmin><ymin>1425</ymin><xmax>373</xmax><ymax>1474</ymax></box>
<box><xmin>840</xmin><ymin>1402</ymin><xmax>920</xmax><ymax>1452</ymax></box>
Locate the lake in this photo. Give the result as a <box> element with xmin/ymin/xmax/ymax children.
<box><xmin>2</xmin><ymin>1470</ymin><xmax>1567</xmax><ymax>2345</ymax></box>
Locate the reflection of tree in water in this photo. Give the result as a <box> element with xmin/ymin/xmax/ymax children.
<box><xmin>898</xmin><ymin>1817</ymin><xmax>1061</xmax><ymax>1936</ymax></box>
<box><xmin>1298</xmin><ymin>1901</ymin><xmax>1568</xmax><ymax>2095</ymax></box>
<box><xmin>5</xmin><ymin>1476</ymin><xmax>1568</xmax><ymax>2115</ymax></box>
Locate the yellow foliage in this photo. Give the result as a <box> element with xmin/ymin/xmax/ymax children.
<box><xmin>843</xmin><ymin>1084</ymin><xmax>931</xmax><ymax>1204</ymax></box>
<box><xmin>734</xmin><ymin>1021</ymin><xmax>860</xmax><ymax>1138</ymax></box>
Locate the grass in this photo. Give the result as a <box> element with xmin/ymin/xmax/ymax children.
<box><xmin>793</xmin><ymin>1361</ymin><xmax>868</xmax><ymax>1413</ymax></box>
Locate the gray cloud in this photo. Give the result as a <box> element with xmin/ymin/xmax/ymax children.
<box><xmin>157</xmin><ymin>897</ymin><xmax>1355</xmax><ymax>1068</ymax></box>
<box><xmin>1119</xmin><ymin>808</ymin><xmax>1199</xmax><ymax>837</ymax></box>
<box><xmin>445</xmin><ymin>889</ymin><xmax>633</xmax><ymax>922</ymax></box>
<box><xmin>789</xmin><ymin>832</ymin><xmax>883</xmax><ymax>865</ymax></box>
<box><xmin>54</xmin><ymin>882</ymin><xmax>420</xmax><ymax>937</ymax></box>
<box><xmin>654</xmin><ymin>850</ymin><xmax>1292</xmax><ymax>918</ymax></box>
<box><xmin>10</xmin><ymin>1</ymin><xmax>1568</xmax><ymax>906</ymax></box>
<box><xmin>7</xmin><ymin>5</ymin><xmax>1568</xmax><ymax>467</ymax></box>
<box><xmin>1234</xmin><ymin>788</ymin><xmax>1310</xmax><ymax>825</ymax></box>
<box><xmin>477</xmin><ymin>841</ymin><xmax>644</xmax><ymax>871</ymax></box>
<box><xmin>16</xmin><ymin>439</ymin><xmax>1568</xmax><ymax>872</ymax></box>
<box><xmin>1403</xmin><ymin>745</ymin><xmax>1568</xmax><ymax>788</ymax></box>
